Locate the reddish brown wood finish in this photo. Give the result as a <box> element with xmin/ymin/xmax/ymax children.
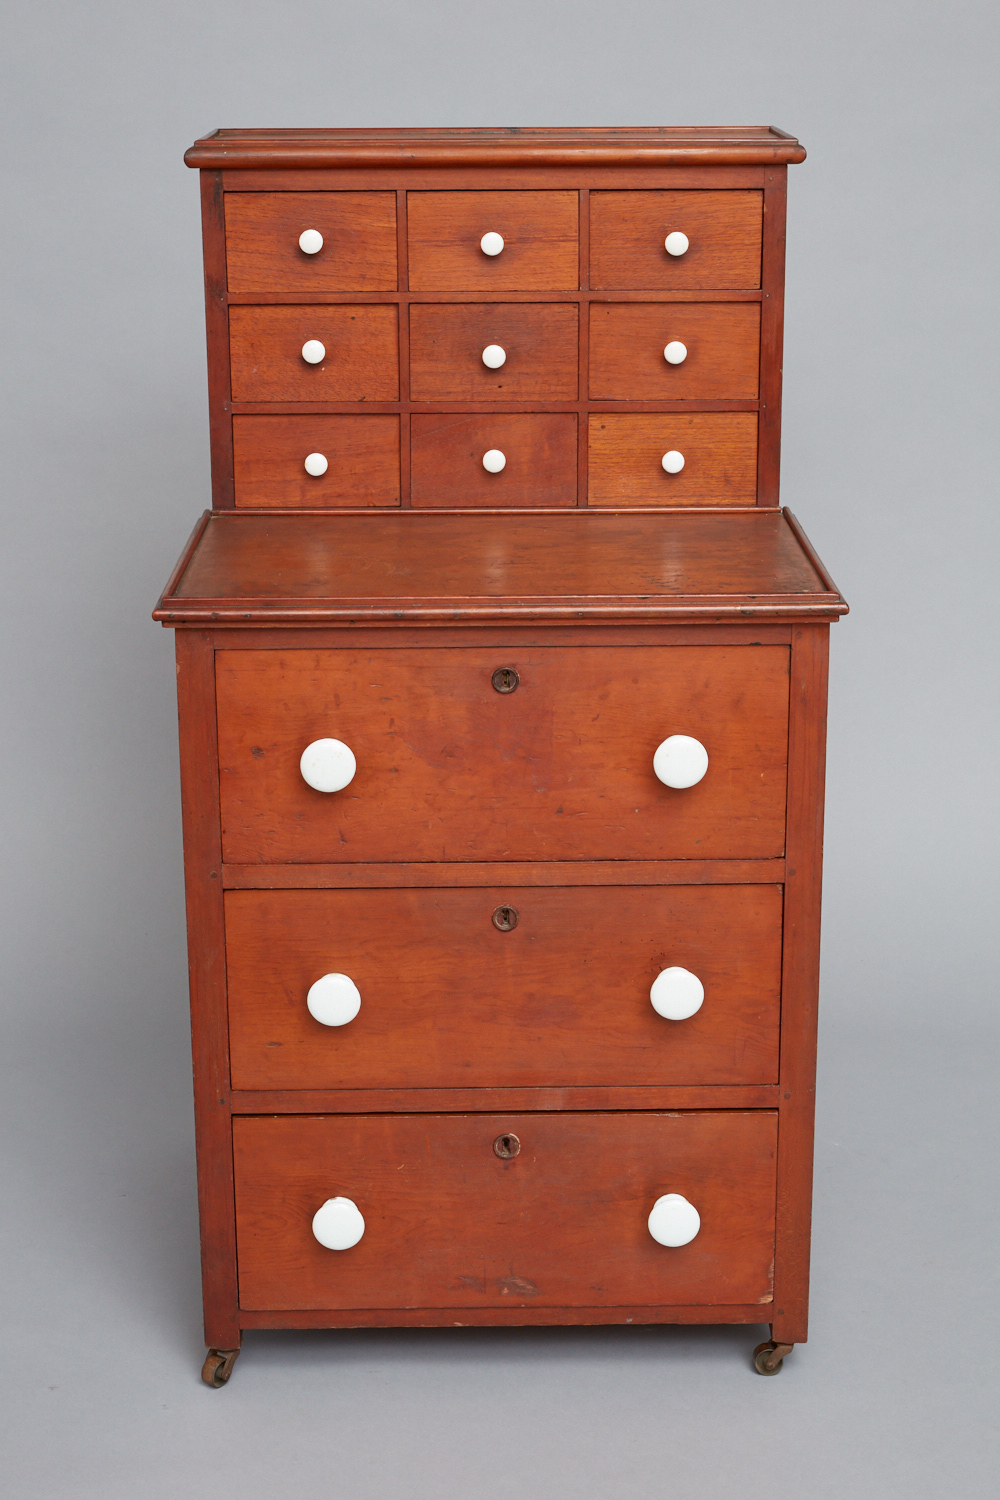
<box><xmin>200</xmin><ymin>172</ymin><xmax>235</xmax><ymax>509</ymax></box>
<box><xmin>231</xmin><ymin>1085</ymin><xmax>779</xmax><ymax>1113</ymax></box>
<box><xmin>232</xmin><ymin>1111</ymin><xmax>778</xmax><ymax>1310</ymax></box>
<box><xmin>228</xmin><ymin>305</ymin><xmax>398</xmax><ymax>402</ymax></box>
<box><xmin>589</xmin><ymin>303</ymin><xmax>761</xmax><ymax>400</ymax></box>
<box><xmin>409</xmin><ymin>303</ymin><xmax>578</xmax><ymax>400</ymax></box>
<box><xmin>238</xmin><ymin>1303</ymin><xmax>772</xmax><ymax>1329</ymax></box>
<box><xmin>232</xmin><ymin>415</ymin><xmax>400</xmax><ymax>507</ymax></box>
<box><xmin>590</xmin><ymin>191</ymin><xmax>763</xmax><ymax>290</ymax></box>
<box><xmin>407</xmin><ymin>191</ymin><xmax>579</xmax><ymax>290</ymax></box>
<box><xmin>410</xmin><ymin>414</ymin><xmax>577</xmax><ymax>508</ymax></box>
<box><xmin>588</xmin><ymin>414</ymin><xmax>758</xmax><ymax>507</ymax></box>
<box><xmin>221</xmin><ymin>857</ymin><xmax>785</xmax><ymax>888</ymax></box>
<box><xmin>757</xmin><ymin>169</ymin><xmax>787</xmax><ymax>507</ymax></box>
<box><xmin>224</xmin><ymin>192</ymin><xmax>397</xmax><ymax>293</ymax></box>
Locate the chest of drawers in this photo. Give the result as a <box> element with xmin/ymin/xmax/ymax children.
<box><xmin>156</xmin><ymin>128</ymin><xmax>846</xmax><ymax>1385</ymax></box>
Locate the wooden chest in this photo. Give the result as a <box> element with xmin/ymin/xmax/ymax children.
<box><xmin>156</xmin><ymin>127</ymin><xmax>846</xmax><ymax>1385</ymax></box>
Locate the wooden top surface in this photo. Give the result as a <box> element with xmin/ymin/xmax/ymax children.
<box><xmin>185</xmin><ymin>126</ymin><xmax>805</xmax><ymax>171</ymax></box>
<box><xmin>154</xmin><ymin>509</ymin><xmax>845</xmax><ymax>626</ymax></box>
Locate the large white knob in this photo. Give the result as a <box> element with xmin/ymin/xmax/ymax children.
<box><xmin>664</xmin><ymin>231</ymin><xmax>689</xmax><ymax>257</ymax></box>
<box><xmin>653</xmin><ymin>735</ymin><xmax>708</xmax><ymax>789</ymax></box>
<box><xmin>312</xmin><ymin>1197</ymin><xmax>365</xmax><ymax>1251</ymax></box>
<box><xmin>299</xmin><ymin>229</ymin><xmax>324</xmax><ymax>254</ymax></box>
<box><xmin>480</xmin><ymin>232</ymin><xmax>505</xmax><ymax>256</ymax></box>
<box><xmin>482</xmin><ymin>344</ymin><xmax>507</xmax><ymax>369</ymax></box>
<box><xmin>663</xmin><ymin>341</ymin><xmax>688</xmax><ymax>365</ymax></box>
<box><xmin>301</xmin><ymin>339</ymin><xmax>326</xmax><ymax>364</ymax></box>
<box><xmin>307</xmin><ymin>973</ymin><xmax>362</xmax><ymax>1027</ymax></box>
<box><xmin>300</xmin><ymin>738</ymin><xmax>357</xmax><ymax>793</ymax></box>
<box><xmin>482</xmin><ymin>449</ymin><xmax>506</xmax><ymax>473</ymax></box>
<box><xmin>648</xmin><ymin>1194</ymin><xmax>701</xmax><ymax>1247</ymax></box>
<box><xmin>304</xmin><ymin>452</ymin><xmax>329</xmax><ymax>477</ymax></box>
<box><xmin>650</xmin><ymin>967</ymin><xmax>704</xmax><ymax>1021</ymax></box>
<box><xmin>661</xmin><ymin>450</ymin><xmax>685</xmax><ymax>474</ymax></box>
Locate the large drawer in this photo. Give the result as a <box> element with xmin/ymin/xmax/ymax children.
<box><xmin>214</xmin><ymin>644</ymin><xmax>790</xmax><ymax>863</ymax></box>
<box><xmin>225</xmin><ymin>883</ymin><xmax>782</xmax><ymax>1089</ymax></box>
<box><xmin>407</xmin><ymin>191</ymin><xmax>579</xmax><ymax>290</ymax></box>
<box><xmin>589</xmin><ymin>303</ymin><xmax>760</xmax><ymax>401</ymax></box>
<box><xmin>590</xmin><ymin>191</ymin><xmax>763</xmax><ymax>290</ymax></box>
<box><xmin>229</xmin><ymin>305</ymin><xmax>399</xmax><ymax>402</ymax></box>
<box><xmin>233</xmin><ymin>1111</ymin><xmax>778</xmax><ymax>1310</ymax></box>
<box><xmin>224</xmin><ymin>192</ymin><xmax>398</xmax><ymax>293</ymax></box>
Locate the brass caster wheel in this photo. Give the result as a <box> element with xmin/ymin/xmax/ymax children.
<box><xmin>753</xmin><ymin>1340</ymin><xmax>793</xmax><ymax>1375</ymax></box>
<box><xmin>202</xmin><ymin>1347</ymin><xmax>240</xmax><ymax>1387</ymax></box>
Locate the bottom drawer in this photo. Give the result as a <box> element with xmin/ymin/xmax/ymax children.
<box><xmin>233</xmin><ymin>1111</ymin><xmax>777</xmax><ymax>1311</ymax></box>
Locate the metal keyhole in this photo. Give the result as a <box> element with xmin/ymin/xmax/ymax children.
<box><xmin>492</xmin><ymin>905</ymin><xmax>519</xmax><ymax>932</ymax></box>
<box><xmin>491</xmin><ymin>667</ymin><xmax>519</xmax><ymax>694</ymax></box>
<box><xmin>493</xmin><ymin>1133</ymin><xmax>521</xmax><ymax>1159</ymax></box>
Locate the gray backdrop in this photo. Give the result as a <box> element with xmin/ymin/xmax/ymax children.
<box><xmin>2</xmin><ymin>2</ymin><xmax>997</xmax><ymax>1495</ymax></box>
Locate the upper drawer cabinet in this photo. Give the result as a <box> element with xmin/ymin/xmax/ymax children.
<box><xmin>407</xmin><ymin>192</ymin><xmax>579</xmax><ymax>290</ymax></box>
<box><xmin>589</xmin><ymin>304</ymin><xmax>760</xmax><ymax>401</ymax></box>
<box><xmin>590</xmin><ymin>191</ymin><xmax>763</xmax><ymax>290</ymax></box>
<box><xmin>229</xmin><ymin>305</ymin><xmax>399</xmax><ymax>402</ymax></box>
<box><xmin>224</xmin><ymin>193</ymin><xmax>398</xmax><ymax>293</ymax></box>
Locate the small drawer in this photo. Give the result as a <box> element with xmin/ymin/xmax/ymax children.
<box><xmin>410</xmin><ymin>413</ymin><xmax>577</xmax><ymax>508</ymax></box>
<box><xmin>214</xmin><ymin>643</ymin><xmax>789</xmax><ymax>864</ymax></box>
<box><xmin>232</xmin><ymin>416</ymin><xmax>400</xmax><ymax>508</ymax></box>
<box><xmin>226</xmin><ymin>883</ymin><xmax>782</xmax><ymax>1091</ymax></box>
<box><xmin>588</xmin><ymin>414</ymin><xmax>758</xmax><ymax>507</ymax></box>
<box><xmin>407</xmin><ymin>191</ymin><xmax>579</xmax><ymax>290</ymax></box>
<box><xmin>409</xmin><ymin>304</ymin><xmax>578</xmax><ymax>401</ymax></box>
<box><xmin>589</xmin><ymin>303</ymin><xmax>760</xmax><ymax>401</ymax></box>
<box><xmin>233</xmin><ymin>1111</ymin><xmax>778</xmax><ymax>1311</ymax></box>
<box><xmin>229</xmin><ymin>305</ymin><xmax>398</xmax><ymax>403</ymax></box>
<box><xmin>590</xmin><ymin>191</ymin><xmax>763</xmax><ymax>290</ymax></box>
<box><xmin>224</xmin><ymin>193</ymin><xmax>397</xmax><ymax>294</ymax></box>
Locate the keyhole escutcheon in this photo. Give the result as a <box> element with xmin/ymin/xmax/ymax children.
<box><xmin>493</xmin><ymin>1133</ymin><xmax>521</xmax><ymax>1159</ymax></box>
<box><xmin>492</xmin><ymin>905</ymin><xmax>519</xmax><ymax>932</ymax></box>
<box><xmin>491</xmin><ymin>667</ymin><xmax>519</xmax><ymax>694</ymax></box>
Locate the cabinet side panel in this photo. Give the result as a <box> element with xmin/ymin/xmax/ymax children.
<box><xmin>757</xmin><ymin>167</ymin><xmax>787</xmax><ymax>506</ymax></box>
<box><xmin>201</xmin><ymin>171</ymin><xmax>235</xmax><ymax>509</ymax></box>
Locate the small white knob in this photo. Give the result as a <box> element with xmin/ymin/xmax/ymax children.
<box><xmin>664</xmin><ymin>231</ymin><xmax>689</xmax><ymax>257</ymax></box>
<box><xmin>482</xmin><ymin>449</ymin><xmax>506</xmax><ymax>473</ymax></box>
<box><xmin>304</xmin><ymin>452</ymin><xmax>329</xmax><ymax>477</ymax></box>
<box><xmin>298</xmin><ymin>229</ymin><xmax>324</xmax><ymax>255</ymax></box>
<box><xmin>300</xmin><ymin>738</ymin><xmax>357</xmax><ymax>793</ymax></box>
<box><xmin>653</xmin><ymin>735</ymin><xmax>709</xmax><ymax>789</ymax></box>
<box><xmin>307</xmin><ymin>973</ymin><xmax>362</xmax><ymax>1027</ymax></box>
<box><xmin>664</xmin><ymin>341</ymin><xmax>688</xmax><ymax>365</ymax></box>
<box><xmin>301</xmin><ymin>339</ymin><xmax>326</xmax><ymax>364</ymax></box>
<box><xmin>648</xmin><ymin>1194</ymin><xmax>701</xmax><ymax>1247</ymax></box>
<box><xmin>312</xmin><ymin>1197</ymin><xmax>365</xmax><ymax>1251</ymax></box>
<box><xmin>482</xmin><ymin>344</ymin><xmax>507</xmax><ymax>369</ymax></box>
<box><xmin>480</xmin><ymin>232</ymin><xmax>505</xmax><ymax>256</ymax></box>
<box><xmin>650</xmin><ymin>967</ymin><xmax>705</xmax><ymax>1021</ymax></box>
<box><xmin>661</xmin><ymin>450</ymin><xmax>685</xmax><ymax>474</ymax></box>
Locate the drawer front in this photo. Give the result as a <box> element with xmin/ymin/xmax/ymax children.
<box><xmin>234</xmin><ymin>1111</ymin><xmax>778</xmax><ymax>1310</ymax></box>
<box><xmin>588</xmin><ymin>414</ymin><xmax>758</xmax><ymax>507</ymax></box>
<box><xmin>233</xmin><ymin>415</ymin><xmax>400</xmax><ymax>508</ymax></box>
<box><xmin>226</xmin><ymin>884</ymin><xmax>782</xmax><ymax>1090</ymax></box>
<box><xmin>224</xmin><ymin>193</ymin><xmax>398</xmax><ymax>293</ymax></box>
<box><xmin>590</xmin><ymin>191</ymin><xmax>763</xmax><ymax>290</ymax></box>
<box><xmin>409</xmin><ymin>304</ymin><xmax>578</xmax><ymax>401</ymax></box>
<box><xmin>589</xmin><ymin>304</ymin><xmax>760</xmax><ymax>400</ymax></box>
<box><xmin>229</xmin><ymin>305</ymin><xmax>399</xmax><ymax>402</ymax></box>
<box><xmin>215</xmin><ymin>645</ymin><xmax>789</xmax><ymax>863</ymax></box>
<box><xmin>410</xmin><ymin>413</ymin><xmax>577</xmax><ymax>508</ymax></box>
<box><xmin>407</xmin><ymin>191</ymin><xmax>579</xmax><ymax>290</ymax></box>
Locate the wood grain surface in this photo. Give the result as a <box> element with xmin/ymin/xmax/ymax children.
<box><xmin>407</xmin><ymin>191</ymin><xmax>579</xmax><ymax>290</ymax></box>
<box><xmin>590</xmin><ymin>190</ymin><xmax>762</xmax><ymax>290</ymax></box>
<box><xmin>409</xmin><ymin>303</ymin><xmax>578</xmax><ymax>400</ymax></box>
<box><xmin>588</xmin><ymin>413</ymin><xmax>758</xmax><ymax>506</ymax></box>
<box><xmin>589</xmin><ymin>303</ymin><xmax>760</xmax><ymax>400</ymax></box>
<box><xmin>232</xmin><ymin>415</ymin><xmax>400</xmax><ymax>507</ymax></box>
<box><xmin>410</xmin><ymin>413</ymin><xmax>577</xmax><ymax>507</ymax></box>
<box><xmin>224</xmin><ymin>192</ymin><xmax>397</xmax><ymax>293</ymax></box>
<box><xmin>229</xmin><ymin>304</ymin><xmax>398</xmax><ymax>402</ymax></box>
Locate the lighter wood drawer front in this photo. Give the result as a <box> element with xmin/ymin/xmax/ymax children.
<box><xmin>589</xmin><ymin>304</ymin><xmax>760</xmax><ymax>400</ymax></box>
<box><xmin>226</xmin><ymin>884</ymin><xmax>782</xmax><ymax>1089</ymax></box>
<box><xmin>224</xmin><ymin>193</ymin><xmax>398</xmax><ymax>293</ymax></box>
<box><xmin>215</xmin><ymin>644</ymin><xmax>789</xmax><ymax>863</ymax></box>
<box><xmin>233</xmin><ymin>1111</ymin><xmax>778</xmax><ymax>1310</ymax></box>
<box><xmin>410</xmin><ymin>414</ymin><xmax>577</xmax><ymax>508</ymax></box>
<box><xmin>233</xmin><ymin>416</ymin><xmax>400</xmax><ymax>508</ymax></box>
<box><xmin>588</xmin><ymin>414</ymin><xmax>758</xmax><ymax>507</ymax></box>
<box><xmin>590</xmin><ymin>191</ymin><xmax>763</xmax><ymax>290</ymax></box>
<box><xmin>409</xmin><ymin>304</ymin><xmax>578</xmax><ymax>401</ymax></box>
<box><xmin>407</xmin><ymin>192</ymin><xmax>579</xmax><ymax>290</ymax></box>
<box><xmin>229</xmin><ymin>306</ymin><xmax>399</xmax><ymax>402</ymax></box>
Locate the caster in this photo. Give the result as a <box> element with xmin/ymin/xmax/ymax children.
<box><xmin>753</xmin><ymin>1340</ymin><xmax>794</xmax><ymax>1375</ymax></box>
<box><xmin>201</xmin><ymin>1347</ymin><xmax>240</xmax><ymax>1387</ymax></box>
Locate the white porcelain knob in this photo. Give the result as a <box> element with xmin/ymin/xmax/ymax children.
<box><xmin>661</xmin><ymin>450</ymin><xmax>685</xmax><ymax>474</ymax></box>
<box><xmin>301</xmin><ymin>339</ymin><xmax>326</xmax><ymax>364</ymax></box>
<box><xmin>480</xmin><ymin>232</ymin><xmax>505</xmax><ymax>256</ymax></box>
<box><xmin>648</xmin><ymin>1194</ymin><xmax>701</xmax><ymax>1247</ymax></box>
<box><xmin>299</xmin><ymin>229</ymin><xmax>324</xmax><ymax>255</ymax></box>
<box><xmin>650</xmin><ymin>967</ymin><xmax>705</xmax><ymax>1021</ymax></box>
<box><xmin>664</xmin><ymin>341</ymin><xmax>688</xmax><ymax>365</ymax></box>
<box><xmin>312</xmin><ymin>1197</ymin><xmax>365</xmax><ymax>1251</ymax></box>
<box><xmin>482</xmin><ymin>449</ymin><xmax>506</xmax><ymax>473</ymax></box>
<box><xmin>304</xmin><ymin>452</ymin><xmax>329</xmax><ymax>477</ymax></box>
<box><xmin>300</xmin><ymin>738</ymin><xmax>357</xmax><ymax>793</ymax></box>
<box><xmin>653</xmin><ymin>735</ymin><xmax>709</xmax><ymax>789</ymax></box>
<box><xmin>664</xmin><ymin>231</ymin><xmax>689</xmax><ymax>257</ymax></box>
<box><xmin>307</xmin><ymin>973</ymin><xmax>362</xmax><ymax>1027</ymax></box>
<box><xmin>482</xmin><ymin>344</ymin><xmax>507</xmax><ymax>369</ymax></box>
